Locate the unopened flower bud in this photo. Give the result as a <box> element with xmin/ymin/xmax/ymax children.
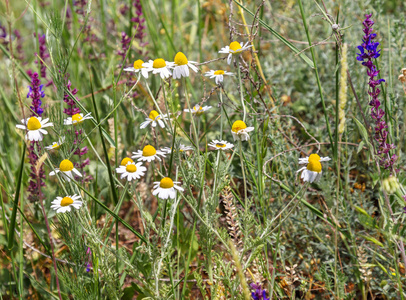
<box><xmin>382</xmin><ymin>176</ymin><xmax>399</xmax><ymax>194</ymax></box>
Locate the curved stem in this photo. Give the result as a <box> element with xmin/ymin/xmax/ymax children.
<box><xmin>236</xmin><ymin>56</ymin><xmax>246</xmax><ymax>122</ymax></box>
<box><xmin>238</xmin><ymin>140</ymin><xmax>248</xmax><ymax>206</ymax></box>
<box><xmin>38</xmin><ymin>179</ymin><xmax>62</xmax><ymax>300</ymax></box>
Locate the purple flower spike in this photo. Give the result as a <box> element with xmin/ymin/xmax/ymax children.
<box><xmin>250</xmin><ymin>283</ymin><xmax>270</xmax><ymax>300</ymax></box>
<box><xmin>34</xmin><ymin>33</ymin><xmax>50</xmax><ymax>79</ymax></box>
<box><xmin>63</xmin><ymin>75</ymin><xmax>92</xmax><ymax>183</ymax></box>
<box><xmin>118</xmin><ymin>31</ymin><xmax>131</xmax><ymax>61</ymax></box>
<box><xmin>26</xmin><ymin>71</ymin><xmax>46</xmax><ymax>202</ymax></box>
<box><xmin>357</xmin><ymin>14</ymin><xmax>396</xmax><ymax>170</ymax></box>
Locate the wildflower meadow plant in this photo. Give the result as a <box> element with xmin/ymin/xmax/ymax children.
<box><xmin>356</xmin><ymin>13</ymin><xmax>397</xmax><ymax>170</ymax></box>
<box><xmin>3</xmin><ymin>1</ymin><xmax>406</xmax><ymax>299</ymax></box>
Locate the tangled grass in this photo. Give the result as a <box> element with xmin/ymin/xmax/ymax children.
<box><xmin>1</xmin><ymin>0</ymin><xmax>406</xmax><ymax>299</ymax></box>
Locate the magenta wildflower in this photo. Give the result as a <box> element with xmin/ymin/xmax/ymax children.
<box><xmin>34</xmin><ymin>33</ymin><xmax>50</xmax><ymax>79</ymax></box>
<box><xmin>26</xmin><ymin>71</ymin><xmax>46</xmax><ymax>202</ymax></box>
<box><xmin>250</xmin><ymin>283</ymin><xmax>270</xmax><ymax>300</ymax></box>
<box><xmin>63</xmin><ymin>76</ymin><xmax>92</xmax><ymax>182</ymax></box>
<box><xmin>14</xmin><ymin>30</ymin><xmax>24</xmax><ymax>61</ymax></box>
<box><xmin>73</xmin><ymin>0</ymin><xmax>87</xmax><ymax>17</ymax></box>
<box><xmin>0</xmin><ymin>23</ymin><xmax>8</xmax><ymax>46</ymax></box>
<box><xmin>356</xmin><ymin>14</ymin><xmax>397</xmax><ymax>170</ymax></box>
<box><xmin>63</xmin><ymin>79</ymin><xmax>80</xmax><ymax>117</ymax></box>
<box><xmin>85</xmin><ymin>247</ymin><xmax>92</xmax><ymax>272</ymax></box>
<box><xmin>132</xmin><ymin>0</ymin><xmax>147</xmax><ymax>46</ymax></box>
<box><xmin>118</xmin><ymin>31</ymin><xmax>131</xmax><ymax>61</ymax></box>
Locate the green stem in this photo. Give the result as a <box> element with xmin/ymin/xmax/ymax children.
<box><xmin>219</xmin><ymin>88</ymin><xmax>224</xmax><ymax>139</ymax></box>
<box><xmin>297</xmin><ymin>0</ymin><xmax>335</xmax><ymax>154</ymax></box>
<box><xmin>7</xmin><ymin>143</ymin><xmax>26</xmax><ymax>250</ymax></box>
<box><xmin>236</xmin><ymin>56</ymin><xmax>246</xmax><ymax>122</ymax></box>
<box><xmin>238</xmin><ymin>140</ymin><xmax>248</xmax><ymax>207</ymax></box>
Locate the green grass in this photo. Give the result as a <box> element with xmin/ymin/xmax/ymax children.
<box><xmin>1</xmin><ymin>0</ymin><xmax>406</xmax><ymax>299</ymax></box>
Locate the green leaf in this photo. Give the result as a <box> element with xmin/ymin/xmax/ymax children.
<box><xmin>232</xmin><ymin>0</ymin><xmax>315</xmax><ymax>68</ymax></box>
<box><xmin>357</xmin><ymin>140</ymin><xmax>365</xmax><ymax>154</ymax></box>
<box><xmin>360</xmin><ymin>234</ymin><xmax>384</xmax><ymax>247</ymax></box>
<box><xmin>353</xmin><ymin>117</ymin><xmax>374</xmax><ymax>157</ymax></box>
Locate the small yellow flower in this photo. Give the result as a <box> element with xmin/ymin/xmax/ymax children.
<box><xmin>115</xmin><ymin>161</ymin><xmax>147</xmax><ymax>182</ymax></box>
<box><xmin>172</xmin><ymin>52</ymin><xmax>198</xmax><ymax>79</ymax></box>
<box><xmin>132</xmin><ymin>145</ymin><xmax>166</xmax><ymax>162</ymax></box>
<box><xmin>205</xmin><ymin>70</ymin><xmax>234</xmax><ymax>84</ymax></box>
<box><xmin>231</xmin><ymin>120</ymin><xmax>254</xmax><ymax>141</ymax></box>
<box><xmin>124</xmin><ymin>59</ymin><xmax>149</xmax><ymax>78</ymax></box>
<box><xmin>152</xmin><ymin>177</ymin><xmax>184</xmax><ymax>199</ymax></box>
<box><xmin>16</xmin><ymin>116</ymin><xmax>53</xmax><ymax>141</ymax></box>
<box><xmin>297</xmin><ymin>154</ymin><xmax>331</xmax><ymax>183</ymax></box>
<box><xmin>140</xmin><ymin>110</ymin><xmax>168</xmax><ymax>129</ymax></box>
<box><xmin>143</xmin><ymin>58</ymin><xmax>175</xmax><ymax>79</ymax></box>
<box><xmin>51</xmin><ymin>195</ymin><xmax>83</xmax><ymax>213</ymax></box>
<box><xmin>64</xmin><ymin>113</ymin><xmax>93</xmax><ymax>125</ymax></box>
<box><xmin>45</xmin><ymin>137</ymin><xmax>65</xmax><ymax>150</ymax></box>
<box><xmin>219</xmin><ymin>41</ymin><xmax>252</xmax><ymax>64</ymax></box>
<box><xmin>49</xmin><ymin>159</ymin><xmax>82</xmax><ymax>182</ymax></box>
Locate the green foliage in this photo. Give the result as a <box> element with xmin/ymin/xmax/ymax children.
<box><xmin>2</xmin><ymin>0</ymin><xmax>406</xmax><ymax>299</ymax></box>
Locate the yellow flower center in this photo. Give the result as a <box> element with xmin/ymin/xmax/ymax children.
<box><xmin>174</xmin><ymin>52</ymin><xmax>188</xmax><ymax>65</ymax></box>
<box><xmin>231</xmin><ymin>120</ymin><xmax>247</xmax><ymax>133</ymax></box>
<box><xmin>152</xmin><ymin>58</ymin><xmax>166</xmax><ymax>69</ymax></box>
<box><xmin>133</xmin><ymin>59</ymin><xmax>144</xmax><ymax>69</ymax></box>
<box><xmin>72</xmin><ymin>114</ymin><xmax>83</xmax><ymax>124</ymax></box>
<box><xmin>120</xmin><ymin>157</ymin><xmax>134</xmax><ymax>166</ymax></box>
<box><xmin>193</xmin><ymin>106</ymin><xmax>203</xmax><ymax>112</ymax></box>
<box><xmin>214</xmin><ymin>70</ymin><xmax>225</xmax><ymax>75</ymax></box>
<box><xmin>60</xmin><ymin>197</ymin><xmax>74</xmax><ymax>207</ymax></box>
<box><xmin>216</xmin><ymin>143</ymin><xmax>226</xmax><ymax>148</ymax></box>
<box><xmin>306</xmin><ymin>160</ymin><xmax>322</xmax><ymax>173</ymax></box>
<box><xmin>229</xmin><ymin>41</ymin><xmax>242</xmax><ymax>53</ymax></box>
<box><xmin>149</xmin><ymin>110</ymin><xmax>160</xmax><ymax>120</ymax></box>
<box><xmin>142</xmin><ymin>145</ymin><xmax>157</xmax><ymax>157</ymax></box>
<box><xmin>126</xmin><ymin>164</ymin><xmax>137</xmax><ymax>173</ymax></box>
<box><xmin>52</xmin><ymin>143</ymin><xmax>60</xmax><ymax>150</ymax></box>
<box><xmin>160</xmin><ymin>177</ymin><xmax>174</xmax><ymax>188</ymax></box>
<box><xmin>27</xmin><ymin>117</ymin><xmax>42</xmax><ymax>130</ymax></box>
<box><xmin>59</xmin><ymin>159</ymin><xmax>74</xmax><ymax>172</ymax></box>
<box><xmin>308</xmin><ymin>153</ymin><xmax>321</xmax><ymax>162</ymax></box>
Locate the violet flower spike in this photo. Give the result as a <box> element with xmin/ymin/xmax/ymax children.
<box><xmin>250</xmin><ymin>283</ymin><xmax>270</xmax><ymax>300</ymax></box>
<box><xmin>34</xmin><ymin>33</ymin><xmax>50</xmax><ymax>79</ymax></box>
<box><xmin>356</xmin><ymin>14</ymin><xmax>396</xmax><ymax>170</ymax></box>
<box><xmin>63</xmin><ymin>75</ymin><xmax>92</xmax><ymax>183</ymax></box>
<box><xmin>26</xmin><ymin>72</ymin><xmax>46</xmax><ymax>202</ymax></box>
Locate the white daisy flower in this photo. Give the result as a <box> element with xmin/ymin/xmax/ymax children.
<box><xmin>208</xmin><ymin>140</ymin><xmax>234</xmax><ymax>151</ymax></box>
<box><xmin>49</xmin><ymin>159</ymin><xmax>82</xmax><ymax>182</ymax></box>
<box><xmin>50</xmin><ymin>194</ymin><xmax>83</xmax><ymax>213</ymax></box>
<box><xmin>143</xmin><ymin>58</ymin><xmax>174</xmax><ymax>79</ymax></box>
<box><xmin>118</xmin><ymin>157</ymin><xmax>134</xmax><ymax>167</ymax></box>
<box><xmin>16</xmin><ymin>116</ymin><xmax>53</xmax><ymax>142</ymax></box>
<box><xmin>64</xmin><ymin>112</ymin><xmax>93</xmax><ymax>126</ymax></box>
<box><xmin>152</xmin><ymin>177</ymin><xmax>184</xmax><ymax>200</ymax></box>
<box><xmin>162</xmin><ymin>144</ymin><xmax>194</xmax><ymax>153</ymax></box>
<box><xmin>115</xmin><ymin>160</ymin><xmax>147</xmax><ymax>182</ymax></box>
<box><xmin>296</xmin><ymin>153</ymin><xmax>331</xmax><ymax>183</ymax></box>
<box><xmin>140</xmin><ymin>110</ymin><xmax>168</xmax><ymax>129</ymax></box>
<box><xmin>124</xmin><ymin>59</ymin><xmax>149</xmax><ymax>78</ymax></box>
<box><xmin>219</xmin><ymin>41</ymin><xmax>252</xmax><ymax>65</ymax></box>
<box><xmin>184</xmin><ymin>105</ymin><xmax>212</xmax><ymax>115</ymax></box>
<box><xmin>172</xmin><ymin>52</ymin><xmax>198</xmax><ymax>79</ymax></box>
<box><xmin>231</xmin><ymin>120</ymin><xmax>254</xmax><ymax>141</ymax></box>
<box><xmin>45</xmin><ymin>136</ymin><xmax>65</xmax><ymax>150</ymax></box>
<box><xmin>205</xmin><ymin>70</ymin><xmax>234</xmax><ymax>85</ymax></box>
<box><xmin>132</xmin><ymin>145</ymin><xmax>166</xmax><ymax>162</ymax></box>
